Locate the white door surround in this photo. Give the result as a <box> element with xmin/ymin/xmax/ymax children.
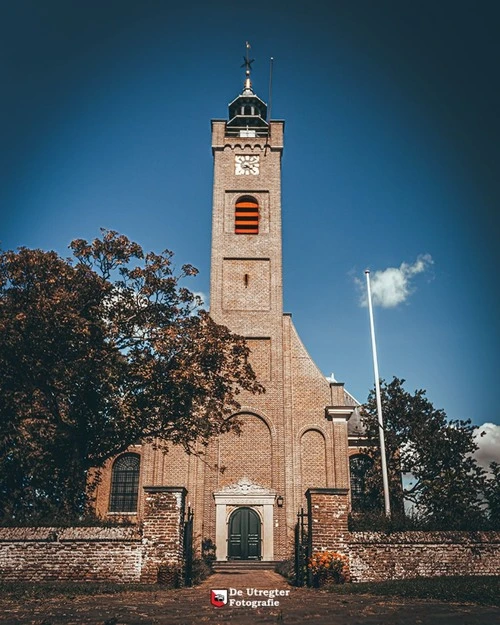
<box><xmin>213</xmin><ymin>478</ymin><xmax>277</xmax><ymax>561</ymax></box>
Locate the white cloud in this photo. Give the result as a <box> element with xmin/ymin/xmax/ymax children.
<box><xmin>474</xmin><ymin>422</ymin><xmax>500</xmax><ymax>469</ymax></box>
<box><xmin>356</xmin><ymin>254</ymin><xmax>433</xmax><ymax>308</ymax></box>
<box><xmin>192</xmin><ymin>291</ymin><xmax>209</xmax><ymax>309</ymax></box>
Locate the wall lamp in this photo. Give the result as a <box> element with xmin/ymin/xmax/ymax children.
<box><xmin>276</xmin><ymin>495</ymin><xmax>284</xmax><ymax>508</ymax></box>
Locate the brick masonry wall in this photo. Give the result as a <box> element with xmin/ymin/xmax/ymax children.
<box><xmin>349</xmin><ymin>531</ymin><xmax>500</xmax><ymax>582</ymax></box>
<box><xmin>222</xmin><ymin>258</ymin><xmax>271</xmax><ymax>311</ymax></box>
<box><xmin>139</xmin><ymin>486</ymin><xmax>186</xmax><ymax>583</ymax></box>
<box><xmin>217</xmin><ymin>413</ymin><xmax>273</xmax><ymax>490</ymax></box>
<box><xmin>307</xmin><ymin>488</ymin><xmax>350</xmax><ymax>554</ymax></box>
<box><xmin>307</xmin><ymin>489</ymin><xmax>500</xmax><ymax>582</ymax></box>
<box><xmin>0</xmin><ymin>487</ymin><xmax>186</xmax><ymax>584</ymax></box>
<box><xmin>246</xmin><ymin>338</ymin><xmax>271</xmax><ymax>381</ymax></box>
<box><xmin>0</xmin><ymin>526</ymin><xmax>142</xmax><ymax>583</ymax></box>
<box><xmin>301</xmin><ymin>431</ymin><xmax>327</xmax><ymax>490</ymax></box>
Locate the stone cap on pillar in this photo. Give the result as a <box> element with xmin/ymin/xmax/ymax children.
<box><xmin>306</xmin><ymin>488</ymin><xmax>349</xmax><ymax>498</ymax></box>
<box><xmin>325</xmin><ymin>406</ymin><xmax>354</xmax><ymax>422</ymax></box>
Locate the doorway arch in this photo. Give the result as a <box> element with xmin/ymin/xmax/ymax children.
<box><xmin>228</xmin><ymin>507</ymin><xmax>261</xmax><ymax>560</ymax></box>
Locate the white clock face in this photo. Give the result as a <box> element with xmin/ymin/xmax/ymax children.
<box><xmin>235</xmin><ymin>154</ymin><xmax>260</xmax><ymax>175</ymax></box>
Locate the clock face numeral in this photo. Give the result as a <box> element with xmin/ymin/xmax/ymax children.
<box><xmin>235</xmin><ymin>154</ymin><xmax>260</xmax><ymax>175</ymax></box>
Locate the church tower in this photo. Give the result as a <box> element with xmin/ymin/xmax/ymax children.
<box><xmin>93</xmin><ymin>49</ymin><xmax>362</xmax><ymax>565</ymax></box>
<box><xmin>207</xmin><ymin>51</ymin><xmax>290</xmax><ymax>561</ymax></box>
<box><xmin>205</xmin><ymin>51</ymin><xmax>357</xmax><ymax>562</ymax></box>
<box><xmin>209</xmin><ymin>54</ymin><xmax>284</xmax><ymax>338</ymax></box>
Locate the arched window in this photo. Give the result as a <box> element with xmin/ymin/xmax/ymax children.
<box><xmin>349</xmin><ymin>454</ymin><xmax>372</xmax><ymax>512</ymax></box>
<box><xmin>109</xmin><ymin>453</ymin><xmax>140</xmax><ymax>512</ymax></box>
<box><xmin>235</xmin><ymin>196</ymin><xmax>259</xmax><ymax>234</ymax></box>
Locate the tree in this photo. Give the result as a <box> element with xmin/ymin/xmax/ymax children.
<box><xmin>359</xmin><ymin>377</ymin><xmax>487</xmax><ymax>529</ymax></box>
<box><xmin>0</xmin><ymin>230</ymin><xmax>263</xmax><ymax>522</ymax></box>
<box><xmin>483</xmin><ymin>462</ymin><xmax>500</xmax><ymax>526</ymax></box>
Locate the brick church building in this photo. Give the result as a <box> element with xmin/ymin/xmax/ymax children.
<box><xmin>94</xmin><ymin>60</ymin><xmax>364</xmax><ymax>562</ymax></box>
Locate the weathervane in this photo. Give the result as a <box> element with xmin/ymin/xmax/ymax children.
<box><xmin>241</xmin><ymin>41</ymin><xmax>254</xmax><ymax>74</ymax></box>
<box><xmin>241</xmin><ymin>41</ymin><xmax>254</xmax><ymax>91</ymax></box>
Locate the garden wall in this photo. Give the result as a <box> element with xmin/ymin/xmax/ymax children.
<box><xmin>306</xmin><ymin>488</ymin><xmax>500</xmax><ymax>583</ymax></box>
<box><xmin>0</xmin><ymin>526</ymin><xmax>142</xmax><ymax>583</ymax></box>
<box><xmin>0</xmin><ymin>486</ymin><xmax>186</xmax><ymax>584</ymax></box>
<box><xmin>349</xmin><ymin>531</ymin><xmax>500</xmax><ymax>582</ymax></box>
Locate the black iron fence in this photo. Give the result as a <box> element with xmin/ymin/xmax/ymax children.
<box><xmin>183</xmin><ymin>506</ymin><xmax>194</xmax><ymax>587</ymax></box>
<box><xmin>294</xmin><ymin>506</ymin><xmax>311</xmax><ymax>587</ymax></box>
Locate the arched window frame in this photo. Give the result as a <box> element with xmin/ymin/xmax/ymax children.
<box><xmin>235</xmin><ymin>195</ymin><xmax>259</xmax><ymax>234</ymax></box>
<box><xmin>109</xmin><ymin>453</ymin><xmax>140</xmax><ymax>513</ymax></box>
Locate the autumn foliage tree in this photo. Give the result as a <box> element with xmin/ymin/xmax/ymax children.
<box><xmin>0</xmin><ymin>230</ymin><xmax>263</xmax><ymax>523</ymax></box>
<box><xmin>360</xmin><ymin>377</ymin><xmax>488</xmax><ymax>529</ymax></box>
<box><xmin>483</xmin><ymin>462</ymin><xmax>500</xmax><ymax>527</ymax></box>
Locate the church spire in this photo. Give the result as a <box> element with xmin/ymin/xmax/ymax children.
<box><xmin>226</xmin><ymin>43</ymin><xmax>268</xmax><ymax>137</ymax></box>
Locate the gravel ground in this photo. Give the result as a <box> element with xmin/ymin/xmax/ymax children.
<box><xmin>1</xmin><ymin>570</ymin><xmax>499</xmax><ymax>625</ymax></box>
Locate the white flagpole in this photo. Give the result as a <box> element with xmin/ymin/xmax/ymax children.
<box><xmin>365</xmin><ymin>269</ymin><xmax>391</xmax><ymax>517</ymax></box>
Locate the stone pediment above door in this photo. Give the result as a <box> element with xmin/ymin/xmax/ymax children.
<box><xmin>214</xmin><ymin>478</ymin><xmax>276</xmax><ymax>505</ymax></box>
<box><xmin>219</xmin><ymin>477</ymin><xmax>275</xmax><ymax>495</ymax></box>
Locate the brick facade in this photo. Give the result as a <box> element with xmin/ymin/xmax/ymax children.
<box><xmin>92</xmin><ymin>75</ymin><xmax>358</xmax><ymax>563</ymax></box>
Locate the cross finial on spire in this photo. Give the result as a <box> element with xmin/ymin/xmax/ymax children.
<box><xmin>241</xmin><ymin>41</ymin><xmax>254</xmax><ymax>92</ymax></box>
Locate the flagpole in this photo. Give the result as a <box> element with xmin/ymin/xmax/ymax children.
<box><xmin>365</xmin><ymin>269</ymin><xmax>391</xmax><ymax>517</ymax></box>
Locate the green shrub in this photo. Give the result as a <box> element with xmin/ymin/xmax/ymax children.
<box><xmin>201</xmin><ymin>537</ymin><xmax>216</xmax><ymax>566</ymax></box>
<box><xmin>348</xmin><ymin>511</ymin><xmax>421</xmax><ymax>532</ymax></box>
<box><xmin>275</xmin><ymin>559</ymin><xmax>295</xmax><ymax>581</ymax></box>
<box><xmin>349</xmin><ymin>510</ymin><xmax>500</xmax><ymax>532</ymax></box>
<box><xmin>0</xmin><ymin>582</ymin><xmax>159</xmax><ymax>599</ymax></box>
<box><xmin>0</xmin><ymin>511</ymin><xmax>134</xmax><ymax>528</ymax></box>
<box><xmin>326</xmin><ymin>576</ymin><xmax>500</xmax><ymax>606</ymax></box>
<box><xmin>191</xmin><ymin>558</ymin><xmax>212</xmax><ymax>585</ymax></box>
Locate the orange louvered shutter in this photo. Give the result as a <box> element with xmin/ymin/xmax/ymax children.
<box><xmin>235</xmin><ymin>197</ymin><xmax>259</xmax><ymax>234</ymax></box>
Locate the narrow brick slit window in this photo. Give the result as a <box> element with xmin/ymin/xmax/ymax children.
<box><xmin>109</xmin><ymin>453</ymin><xmax>140</xmax><ymax>512</ymax></box>
<box><xmin>235</xmin><ymin>196</ymin><xmax>259</xmax><ymax>234</ymax></box>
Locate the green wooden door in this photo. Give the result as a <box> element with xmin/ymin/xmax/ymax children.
<box><xmin>228</xmin><ymin>507</ymin><xmax>261</xmax><ymax>560</ymax></box>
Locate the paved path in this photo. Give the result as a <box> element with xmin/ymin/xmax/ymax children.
<box><xmin>1</xmin><ymin>571</ymin><xmax>500</xmax><ymax>624</ymax></box>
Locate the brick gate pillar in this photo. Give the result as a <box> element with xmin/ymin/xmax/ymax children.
<box><xmin>140</xmin><ymin>486</ymin><xmax>187</xmax><ymax>583</ymax></box>
<box><xmin>306</xmin><ymin>488</ymin><xmax>349</xmax><ymax>554</ymax></box>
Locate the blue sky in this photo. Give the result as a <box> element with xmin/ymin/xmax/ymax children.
<box><xmin>1</xmin><ymin>2</ymin><xmax>499</xmax><ymax>460</ymax></box>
